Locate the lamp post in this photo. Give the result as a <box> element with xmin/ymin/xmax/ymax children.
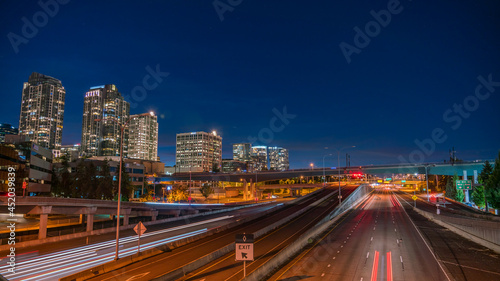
<box><xmin>95</xmin><ymin>112</ymin><xmax>151</xmax><ymax>261</ymax></box>
<box><xmin>255</xmin><ymin>170</ymin><xmax>258</xmax><ymax>201</ymax></box>
<box><xmin>323</xmin><ymin>154</ymin><xmax>332</xmax><ymax>188</ymax></box>
<box><xmin>334</xmin><ymin>146</ymin><xmax>355</xmax><ymax>205</ymax></box>
<box><xmin>189</xmin><ymin>169</ymin><xmax>192</xmax><ymax>205</ymax></box>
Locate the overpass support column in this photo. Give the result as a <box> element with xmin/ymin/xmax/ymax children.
<box><xmin>38</xmin><ymin>206</ymin><xmax>52</xmax><ymax>240</ymax></box>
<box><xmin>82</xmin><ymin>207</ymin><xmax>97</xmax><ymax>232</ymax></box>
<box><xmin>243</xmin><ymin>180</ymin><xmax>248</xmax><ymax>200</ymax></box>
<box><xmin>120</xmin><ymin>208</ymin><xmax>132</xmax><ymax>226</ymax></box>
<box><xmin>151</xmin><ymin>210</ymin><xmax>159</xmax><ymax>221</ymax></box>
<box><xmin>251</xmin><ymin>182</ymin><xmax>256</xmax><ymax>200</ymax></box>
<box><xmin>79</xmin><ymin>214</ymin><xmax>85</xmax><ymax>224</ymax></box>
<box><xmin>123</xmin><ymin>214</ymin><xmax>130</xmax><ymax>226</ymax></box>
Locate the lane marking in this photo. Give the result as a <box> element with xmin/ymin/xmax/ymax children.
<box><xmin>371</xmin><ymin>251</ymin><xmax>379</xmax><ymax>281</ymax></box>
<box><xmin>387</xmin><ymin>252</ymin><xmax>393</xmax><ymax>281</ymax></box>
<box><xmin>393</xmin><ymin>192</ymin><xmax>451</xmax><ymax>281</ymax></box>
<box><xmin>126</xmin><ymin>272</ymin><xmax>150</xmax><ymax>281</ymax></box>
<box><xmin>440</xmin><ymin>260</ymin><xmax>500</xmax><ymax>276</ymax></box>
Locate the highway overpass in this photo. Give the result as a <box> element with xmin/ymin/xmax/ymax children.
<box><xmin>154</xmin><ymin>161</ymin><xmax>491</xmax><ymax>183</ymax></box>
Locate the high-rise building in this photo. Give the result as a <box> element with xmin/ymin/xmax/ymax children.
<box><xmin>81</xmin><ymin>84</ymin><xmax>130</xmax><ymax>157</ymax></box>
<box><xmin>233</xmin><ymin>143</ymin><xmax>251</xmax><ymax>162</ymax></box>
<box><xmin>176</xmin><ymin>131</ymin><xmax>222</xmax><ymax>172</ymax></box>
<box><xmin>251</xmin><ymin>145</ymin><xmax>268</xmax><ymax>171</ymax></box>
<box><xmin>128</xmin><ymin>112</ymin><xmax>158</xmax><ymax>161</ymax></box>
<box><xmin>0</xmin><ymin>123</ymin><xmax>18</xmax><ymax>144</ymax></box>
<box><xmin>268</xmin><ymin>146</ymin><xmax>289</xmax><ymax>171</ymax></box>
<box><xmin>18</xmin><ymin>72</ymin><xmax>65</xmax><ymax>149</ymax></box>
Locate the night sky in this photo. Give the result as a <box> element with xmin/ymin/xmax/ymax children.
<box><xmin>1</xmin><ymin>1</ymin><xmax>499</xmax><ymax>168</ymax></box>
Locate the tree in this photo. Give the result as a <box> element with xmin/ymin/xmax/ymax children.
<box><xmin>50</xmin><ymin>166</ymin><xmax>61</xmax><ymax>196</ymax></box>
<box><xmin>480</xmin><ymin>160</ymin><xmax>493</xmax><ymax>184</ymax></box>
<box><xmin>169</xmin><ymin>183</ymin><xmax>188</xmax><ymax>202</ymax></box>
<box><xmin>114</xmin><ymin>168</ymin><xmax>133</xmax><ymax>201</ymax></box>
<box><xmin>72</xmin><ymin>160</ymin><xmax>88</xmax><ymax>198</ymax></box>
<box><xmin>200</xmin><ymin>183</ymin><xmax>214</xmax><ymax>200</ymax></box>
<box><xmin>212</xmin><ymin>163</ymin><xmax>221</xmax><ymax>173</ymax></box>
<box><xmin>140</xmin><ymin>189</ymin><xmax>158</xmax><ymax>202</ymax></box>
<box><xmin>59</xmin><ymin>157</ymin><xmax>73</xmax><ymax>197</ymax></box>
<box><xmin>471</xmin><ymin>181</ymin><xmax>486</xmax><ymax>209</ymax></box>
<box><xmin>445</xmin><ymin>174</ymin><xmax>458</xmax><ymax>201</ymax></box>
<box><xmin>97</xmin><ymin>159</ymin><xmax>114</xmax><ymax>200</ymax></box>
<box><xmin>486</xmin><ymin>151</ymin><xmax>500</xmax><ymax>209</ymax></box>
<box><xmin>85</xmin><ymin>162</ymin><xmax>99</xmax><ymax>199</ymax></box>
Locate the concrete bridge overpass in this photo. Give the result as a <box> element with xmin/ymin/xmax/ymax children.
<box><xmin>0</xmin><ymin>197</ymin><xmax>233</xmax><ymax>239</ymax></box>
<box><xmin>156</xmin><ymin>161</ymin><xmax>491</xmax><ymax>183</ymax></box>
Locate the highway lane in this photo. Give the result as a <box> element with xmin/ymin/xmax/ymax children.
<box><xmin>177</xmin><ymin>185</ymin><xmax>358</xmax><ymax>281</ymax></box>
<box><xmin>395</xmin><ymin>192</ymin><xmax>500</xmax><ymax>281</ymax></box>
<box><xmin>0</xmin><ymin>202</ymin><xmax>282</xmax><ymax>280</ymax></box>
<box><xmin>271</xmin><ymin>189</ymin><xmax>449</xmax><ymax>281</ymax></box>
<box><xmin>86</xmin><ymin>186</ymin><xmax>347</xmax><ymax>281</ymax></box>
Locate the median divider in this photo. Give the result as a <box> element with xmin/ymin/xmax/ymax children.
<box><xmin>151</xmin><ymin>187</ymin><xmax>337</xmax><ymax>281</ymax></box>
<box><xmin>243</xmin><ymin>184</ymin><xmax>373</xmax><ymax>281</ymax></box>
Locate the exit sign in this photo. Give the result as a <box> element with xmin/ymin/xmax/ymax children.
<box><xmin>456</xmin><ymin>180</ymin><xmax>472</xmax><ymax>190</ymax></box>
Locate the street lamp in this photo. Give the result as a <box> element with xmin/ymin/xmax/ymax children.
<box><xmin>95</xmin><ymin>112</ymin><xmax>150</xmax><ymax>261</ymax></box>
<box><xmin>334</xmin><ymin>146</ymin><xmax>355</xmax><ymax>205</ymax></box>
<box><xmin>323</xmin><ymin>154</ymin><xmax>333</xmax><ymax>188</ymax></box>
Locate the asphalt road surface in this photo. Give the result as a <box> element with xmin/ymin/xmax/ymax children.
<box><xmin>270</xmin><ymin>189</ymin><xmax>449</xmax><ymax>281</ymax></box>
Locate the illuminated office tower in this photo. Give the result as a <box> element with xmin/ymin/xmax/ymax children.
<box><xmin>81</xmin><ymin>84</ymin><xmax>130</xmax><ymax>157</ymax></box>
<box><xmin>268</xmin><ymin>146</ymin><xmax>289</xmax><ymax>171</ymax></box>
<box><xmin>251</xmin><ymin>145</ymin><xmax>268</xmax><ymax>171</ymax></box>
<box><xmin>176</xmin><ymin>131</ymin><xmax>222</xmax><ymax>172</ymax></box>
<box><xmin>128</xmin><ymin>112</ymin><xmax>158</xmax><ymax>161</ymax></box>
<box><xmin>233</xmin><ymin>143</ymin><xmax>251</xmax><ymax>162</ymax></box>
<box><xmin>18</xmin><ymin>72</ymin><xmax>66</xmax><ymax>149</ymax></box>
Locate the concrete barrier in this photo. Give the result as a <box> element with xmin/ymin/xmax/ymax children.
<box><xmin>243</xmin><ymin>184</ymin><xmax>373</xmax><ymax>281</ymax></box>
<box><xmin>150</xmin><ymin>187</ymin><xmax>336</xmax><ymax>280</ymax></box>
<box><xmin>412</xmin><ymin>207</ymin><xmax>500</xmax><ymax>254</ymax></box>
<box><xmin>151</xmin><ymin>243</ymin><xmax>235</xmax><ymax>281</ymax></box>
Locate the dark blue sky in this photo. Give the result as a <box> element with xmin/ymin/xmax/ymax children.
<box><xmin>1</xmin><ymin>1</ymin><xmax>499</xmax><ymax>168</ymax></box>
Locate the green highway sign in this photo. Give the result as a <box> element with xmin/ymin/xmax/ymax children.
<box><xmin>401</xmin><ymin>180</ymin><xmax>406</xmax><ymax>183</ymax></box>
<box><xmin>456</xmin><ymin>180</ymin><xmax>472</xmax><ymax>190</ymax></box>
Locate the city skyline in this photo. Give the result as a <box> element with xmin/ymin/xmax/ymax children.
<box><xmin>1</xmin><ymin>1</ymin><xmax>499</xmax><ymax>168</ymax></box>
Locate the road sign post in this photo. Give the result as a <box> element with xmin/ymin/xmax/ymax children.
<box><xmin>134</xmin><ymin>222</ymin><xmax>147</xmax><ymax>255</ymax></box>
<box><xmin>413</xmin><ymin>191</ymin><xmax>417</xmax><ymax>208</ymax></box>
<box><xmin>236</xmin><ymin>234</ymin><xmax>254</xmax><ymax>277</ymax></box>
